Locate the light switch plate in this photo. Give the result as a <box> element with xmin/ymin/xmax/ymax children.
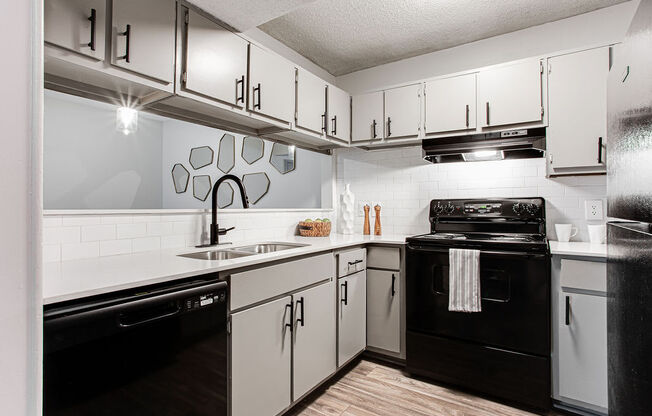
<box><xmin>585</xmin><ymin>199</ymin><xmax>604</xmax><ymax>220</ymax></box>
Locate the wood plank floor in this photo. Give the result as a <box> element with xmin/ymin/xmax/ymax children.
<box><xmin>287</xmin><ymin>359</ymin><xmax>563</xmax><ymax>416</ymax></box>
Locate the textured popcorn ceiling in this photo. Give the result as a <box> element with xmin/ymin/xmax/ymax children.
<box><xmin>186</xmin><ymin>0</ymin><xmax>317</xmax><ymax>31</ymax></box>
<box><xmin>258</xmin><ymin>0</ymin><xmax>628</xmax><ymax>76</ymax></box>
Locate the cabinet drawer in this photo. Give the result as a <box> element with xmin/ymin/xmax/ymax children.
<box><xmin>367</xmin><ymin>246</ymin><xmax>400</xmax><ymax>270</ymax></box>
<box><xmin>337</xmin><ymin>248</ymin><xmax>366</xmax><ymax>277</ymax></box>
<box><xmin>230</xmin><ymin>253</ymin><xmax>334</xmax><ymax>310</ymax></box>
<box><xmin>561</xmin><ymin>259</ymin><xmax>606</xmax><ymax>293</ymax></box>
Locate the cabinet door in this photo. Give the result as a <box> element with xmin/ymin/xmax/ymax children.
<box><xmin>327</xmin><ymin>84</ymin><xmax>351</xmax><ymax>142</ymax></box>
<box><xmin>249</xmin><ymin>44</ymin><xmax>295</xmax><ymax>124</ymax></box>
<box><xmin>184</xmin><ymin>9</ymin><xmax>248</xmax><ymax>107</ymax></box>
<box><xmin>558</xmin><ymin>292</ymin><xmax>607</xmax><ymax>409</ymax></box>
<box><xmin>425</xmin><ymin>73</ymin><xmax>476</xmax><ymax>134</ymax></box>
<box><xmin>296</xmin><ymin>68</ymin><xmax>327</xmax><ymax>134</ymax></box>
<box><xmin>352</xmin><ymin>91</ymin><xmax>384</xmax><ymax>142</ymax></box>
<box><xmin>293</xmin><ymin>281</ymin><xmax>336</xmax><ymax>400</ymax></box>
<box><xmin>478</xmin><ymin>59</ymin><xmax>543</xmax><ymax>128</ymax></box>
<box><xmin>338</xmin><ymin>271</ymin><xmax>366</xmax><ymax>366</ymax></box>
<box><xmin>45</xmin><ymin>0</ymin><xmax>106</xmax><ymax>60</ymax></box>
<box><xmin>231</xmin><ymin>296</ymin><xmax>292</xmax><ymax>416</ymax></box>
<box><xmin>366</xmin><ymin>270</ymin><xmax>400</xmax><ymax>353</ymax></box>
<box><xmin>111</xmin><ymin>0</ymin><xmax>175</xmax><ymax>83</ymax></box>
<box><xmin>385</xmin><ymin>84</ymin><xmax>421</xmax><ymax>139</ymax></box>
<box><xmin>548</xmin><ymin>48</ymin><xmax>608</xmax><ymax>169</ymax></box>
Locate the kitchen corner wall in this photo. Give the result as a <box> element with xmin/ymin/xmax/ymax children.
<box><xmin>335</xmin><ymin>147</ymin><xmax>606</xmax><ymax>242</ymax></box>
<box><xmin>42</xmin><ymin>209</ymin><xmax>334</xmax><ymax>262</ymax></box>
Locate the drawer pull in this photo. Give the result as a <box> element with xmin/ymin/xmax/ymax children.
<box><xmin>565</xmin><ymin>295</ymin><xmax>571</xmax><ymax>326</ymax></box>
<box><xmin>391</xmin><ymin>274</ymin><xmax>396</xmax><ymax>297</ymax></box>
<box><xmin>347</xmin><ymin>259</ymin><xmax>363</xmax><ymax>266</ymax></box>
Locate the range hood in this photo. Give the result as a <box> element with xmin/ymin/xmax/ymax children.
<box><xmin>422</xmin><ymin>127</ymin><xmax>546</xmax><ymax>163</ymax></box>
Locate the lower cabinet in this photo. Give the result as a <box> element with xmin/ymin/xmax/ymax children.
<box><xmin>231</xmin><ymin>279</ymin><xmax>336</xmax><ymax>416</ymax></box>
<box><xmin>231</xmin><ymin>296</ymin><xmax>292</xmax><ymax>416</ymax></box>
<box><xmin>338</xmin><ymin>271</ymin><xmax>367</xmax><ymax>366</ymax></box>
<box><xmin>367</xmin><ymin>269</ymin><xmax>400</xmax><ymax>353</ymax></box>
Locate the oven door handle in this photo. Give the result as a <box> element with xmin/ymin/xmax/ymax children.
<box><xmin>407</xmin><ymin>244</ymin><xmax>547</xmax><ymax>259</ymax></box>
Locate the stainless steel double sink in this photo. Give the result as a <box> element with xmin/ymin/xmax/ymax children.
<box><xmin>178</xmin><ymin>242</ymin><xmax>309</xmax><ymax>261</ymax></box>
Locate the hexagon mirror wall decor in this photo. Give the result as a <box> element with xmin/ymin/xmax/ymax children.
<box><xmin>242</xmin><ymin>172</ymin><xmax>270</xmax><ymax>205</ymax></box>
<box><xmin>270</xmin><ymin>143</ymin><xmax>296</xmax><ymax>174</ymax></box>
<box><xmin>242</xmin><ymin>136</ymin><xmax>264</xmax><ymax>164</ymax></box>
<box><xmin>189</xmin><ymin>146</ymin><xmax>214</xmax><ymax>170</ymax></box>
<box><xmin>217</xmin><ymin>133</ymin><xmax>235</xmax><ymax>173</ymax></box>
<box><xmin>193</xmin><ymin>175</ymin><xmax>212</xmax><ymax>202</ymax></box>
<box><xmin>171</xmin><ymin>164</ymin><xmax>190</xmax><ymax>193</ymax></box>
<box><xmin>217</xmin><ymin>182</ymin><xmax>234</xmax><ymax>208</ymax></box>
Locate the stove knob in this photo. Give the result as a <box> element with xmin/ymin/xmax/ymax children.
<box><xmin>525</xmin><ymin>203</ymin><xmax>539</xmax><ymax>215</ymax></box>
<box><xmin>512</xmin><ymin>203</ymin><xmax>523</xmax><ymax>215</ymax></box>
<box><xmin>434</xmin><ymin>203</ymin><xmax>444</xmax><ymax>215</ymax></box>
<box><xmin>445</xmin><ymin>203</ymin><xmax>456</xmax><ymax>214</ymax></box>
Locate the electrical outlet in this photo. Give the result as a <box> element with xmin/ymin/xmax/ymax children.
<box><xmin>585</xmin><ymin>200</ymin><xmax>604</xmax><ymax>220</ymax></box>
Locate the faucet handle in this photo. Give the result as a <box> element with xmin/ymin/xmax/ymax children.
<box><xmin>218</xmin><ymin>226</ymin><xmax>235</xmax><ymax>235</ymax></box>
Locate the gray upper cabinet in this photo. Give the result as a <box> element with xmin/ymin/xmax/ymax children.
<box><xmin>384</xmin><ymin>84</ymin><xmax>422</xmax><ymax>139</ymax></box>
<box><xmin>425</xmin><ymin>73</ymin><xmax>476</xmax><ymax>134</ymax></box>
<box><xmin>248</xmin><ymin>44</ymin><xmax>295</xmax><ymax>124</ymax></box>
<box><xmin>547</xmin><ymin>47</ymin><xmax>608</xmax><ymax>174</ymax></box>
<box><xmin>352</xmin><ymin>91</ymin><xmax>384</xmax><ymax>142</ymax></box>
<box><xmin>45</xmin><ymin>0</ymin><xmax>106</xmax><ymax>60</ymax></box>
<box><xmin>477</xmin><ymin>59</ymin><xmax>543</xmax><ymax>128</ymax></box>
<box><xmin>296</xmin><ymin>68</ymin><xmax>327</xmax><ymax>135</ymax></box>
<box><xmin>183</xmin><ymin>9</ymin><xmax>248</xmax><ymax>107</ymax></box>
<box><xmin>111</xmin><ymin>0</ymin><xmax>175</xmax><ymax>84</ymax></box>
<box><xmin>327</xmin><ymin>84</ymin><xmax>351</xmax><ymax>142</ymax></box>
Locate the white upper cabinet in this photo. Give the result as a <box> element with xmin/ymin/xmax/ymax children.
<box><xmin>248</xmin><ymin>44</ymin><xmax>295</xmax><ymax>124</ymax></box>
<box><xmin>547</xmin><ymin>47</ymin><xmax>608</xmax><ymax>171</ymax></box>
<box><xmin>183</xmin><ymin>9</ymin><xmax>248</xmax><ymax>107</ymax></box>
<box><xmin>477</xmin><ymin>59</ymin><xmax>543</xmax><ymax>128</ymax></box>
<box><xmin>352</xmin><ymin>91</ymin><xmax>384</xmax><ymax>142</ymax></box>
<box><xmin>111</xmin><ymin>0</ymin><xmax>176</xmax><ymax>84</ymax></box>
<box><xmin>327</xmin><ymin>84</ymin><xmax>351</xmax><ymax>142</ymax></box>
<box><xmin>45</xmin><ymin>0</ymin><xmax>106</xmax><ymax>60</ymax></box>
<box><xmin>296</xmin><ymin>68</ymin><xmax>327</xmax><ymax>134</ymax></box>
<box><xmin>425</xmin><ymin>73</ymin><xmax>476</xmax><ymax>134</ymax></box>
<box><xmin>384</xmin><ymin>84</ymin><xmax>422</xmax><ymax>139</ymax></box>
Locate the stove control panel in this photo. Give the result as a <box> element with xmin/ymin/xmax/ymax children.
<box><xmin>464</xmin><ymin>203</ymin><xmax>502</xmax><ymax>214</ymax></box>
<box><xmin>430</xmin><ymin>198</ymin><xmax>544</xmax><ymax>219</ymax></box>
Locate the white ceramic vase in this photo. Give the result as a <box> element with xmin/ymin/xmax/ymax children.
<box><xmin>340</xmin><ymin>184</ymin><xmax>355</xmax><ymax>234</ymax></box>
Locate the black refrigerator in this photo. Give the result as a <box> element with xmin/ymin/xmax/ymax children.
<box><xmin>607</xmin><ymin>0</ymin><xmax>652</xmax><ymax>414</ymax></box>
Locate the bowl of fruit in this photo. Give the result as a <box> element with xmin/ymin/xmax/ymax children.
<box><xmin>298</xmin><ymin>218</ymin><xmax>331</xmax><ymax>237</ymax></box>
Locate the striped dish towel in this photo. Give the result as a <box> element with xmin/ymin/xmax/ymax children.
<box><xmin>448</xmin><ymin>249</ymin><xmax>482</xmax><ymax>312</ymax></box>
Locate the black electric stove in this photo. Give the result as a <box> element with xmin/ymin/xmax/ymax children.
<box><xmin>406</xmin><ymin>198</ymin><xmax>551</xmax><ymax>410</ymax></box>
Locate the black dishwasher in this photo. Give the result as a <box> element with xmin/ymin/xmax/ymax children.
<box><xmin>44</xmin><ymin>278</ymin><xmax>228</xmax><ymax>416</ymax></box>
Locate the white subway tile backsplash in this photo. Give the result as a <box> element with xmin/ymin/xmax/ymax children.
<box><xmin>100</xmin><ymin>240</ymin><xmax>132</xmax><ymax>257</ymax></box>
<box><xmin>61</xmin><ymin>242</ymin><xmax>99</xmax><ymax>260</ymax></box>
<box><xmin>43</xmin><ymin>226</ymin><xmax>80</xmax><ymax>244</ymax></box>
<box><xmin>43</xmin><ymin>216</ymin><xmax>62</xmax><ymax>228</ymax></box>
<box><xmin>100</xmin><ymin>215</ymin><xmax>134</xmax><ymax>224</ymax></box>
<box><xmin>132</xmin><ymin>237</ymin><xmax>161</xmax><ymax>253</ymax></box>
<box><xmin>117</xmin><ymin>223</ymin><xmax>147</xmax><ymax>239</ymax></box>
<box><xmin>61</xmin><ymin>216</ymin><xmax>101</xmax><ymax>226</ymax></box>
<box><xmin>81</xmin><ymin>224</ymin><xmax>116</xmax><ymax>242</ymax></box>
<box><xmin>161</xmin><ymin>235</ymin><xmax>186</xmax><ymax>249</ymax></box>
<box><xmin>43</xmin><ymin>244</ymin><xmax>61</xmax><ymax>262</ymax></box>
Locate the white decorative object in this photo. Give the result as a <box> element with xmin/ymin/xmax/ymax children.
<box><xmin>340</xmin><ymin>184</ymin><xmax>355</xmax><ymax>234</ymax></box>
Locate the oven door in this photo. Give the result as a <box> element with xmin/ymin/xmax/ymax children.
<box><xmin>406</xmin><ymin>244</ymin><xmax>550</xmax><ymax>356</ymax></box>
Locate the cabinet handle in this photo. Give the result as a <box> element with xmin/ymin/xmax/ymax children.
<box><xmin>465</xmin><ymin>104</ymin><xmax>469</xmax><ymax>128</ymax></box>
<box><xmin>341</xmin><ymin>281</ymin><xmax>348</xmax><ymax>306</ymax></box>
<box><xmin>321</xmin><ymin>113</ymin><xmax>326</xmax><ymax>132</ymax></box>
<box><xmin>387</xmin><ymin>117</ymin><xmax>392</xmax><ymax>137</ymax></box>
<box><xmin>372</xmin><ymin>119</ymin><xmax>377</xmax><ymax>139</ymax></box>
<box><xmin>235</xmin><ymin>75</ymin><xmax>245</xmax><ymax>104</ymax></box>
<box><xmin>118</xmin><ymin>24</ymin><xmax>131</xmax><ymax>63</ymax></box>
<box><xmin>285</xmin><ymin>302</ymin><xmax>293</xmax><ymax>332</ymax></box>
<box><xmin>565</xmin><ymin>295</ymin><xmax>571</xmax><ymax>325</ymax></box>
<box><xmin>391</xmin><ymin>274</ymin><xmax>396</xmax><ymax>297</ymax></box>
<box><xmin>331</xmin><ymin>115</ymin><xmax>337</xmax><ymax>136</ymax></box>
<box><xmin>252</xmin><ymin>83</ymin><xmax>261</xmax><ymax>110</ymax></box>
<box><xmin>296</xmin><ymin>297</ymin><xmax>304</xmax><ymax>327</ymax></box>
<box><xmin>485</xmin><ymin>102</ymin><xmax>490</xmax><ymax>125</ymax></box>
<box><xmin>87</xmin><ymin>9</ymin><xmax>96</xmax><ymax>51</ymax></box>
<box><xmin>598</xmin><ymin>137</ymin><xmax>604</xmax><ymax>164</ymax></box>
<box><xmin>347</xmin><ymin>259</ymin><xmax>363</xmax><ymax>266</ymax></box>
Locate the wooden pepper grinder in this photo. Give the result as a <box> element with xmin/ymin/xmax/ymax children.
<box><xmin>374</xmin><ymin>204</ymin><xmax>382</xmax><ymax>235</ymax></box>
<box><xmin>363</xmin><ymin>204</ymin><xmax>371</xmax><ymax>235</ymax></box>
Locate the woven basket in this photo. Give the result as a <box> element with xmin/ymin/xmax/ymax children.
<box><xmin>298</xmin><ymin>221</ymin><xmax>332</xmax><ymax>237</ymax></box>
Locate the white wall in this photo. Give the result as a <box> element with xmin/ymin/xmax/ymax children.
<box><xmin>336</xmin><ymin>1</ymin><xmax>639</xmax><ymax>94</ymax></box>
<box><xmin>44</xmin><ymin>91</ymin><xmax>164</xmax><ymax>209</ymax></box>
<box><xmin>0</xmin><ymin>0</ymin><xmax>41</xmax><ymax>414</ymax></box>
<box><xmin>336</xmin><ymin>147</ymin><xmax>606</xmax><ymax>242</ymax></box>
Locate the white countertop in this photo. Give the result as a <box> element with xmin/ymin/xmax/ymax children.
<box><xmin>549</xmin><ymin>241</ymin><xmax>607</xmax><ymax>258</ymax></box>
<box><xmin>43</xmin><ymin>234</ymin><xmax>408</xmax><ymax>305</ymax></box>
